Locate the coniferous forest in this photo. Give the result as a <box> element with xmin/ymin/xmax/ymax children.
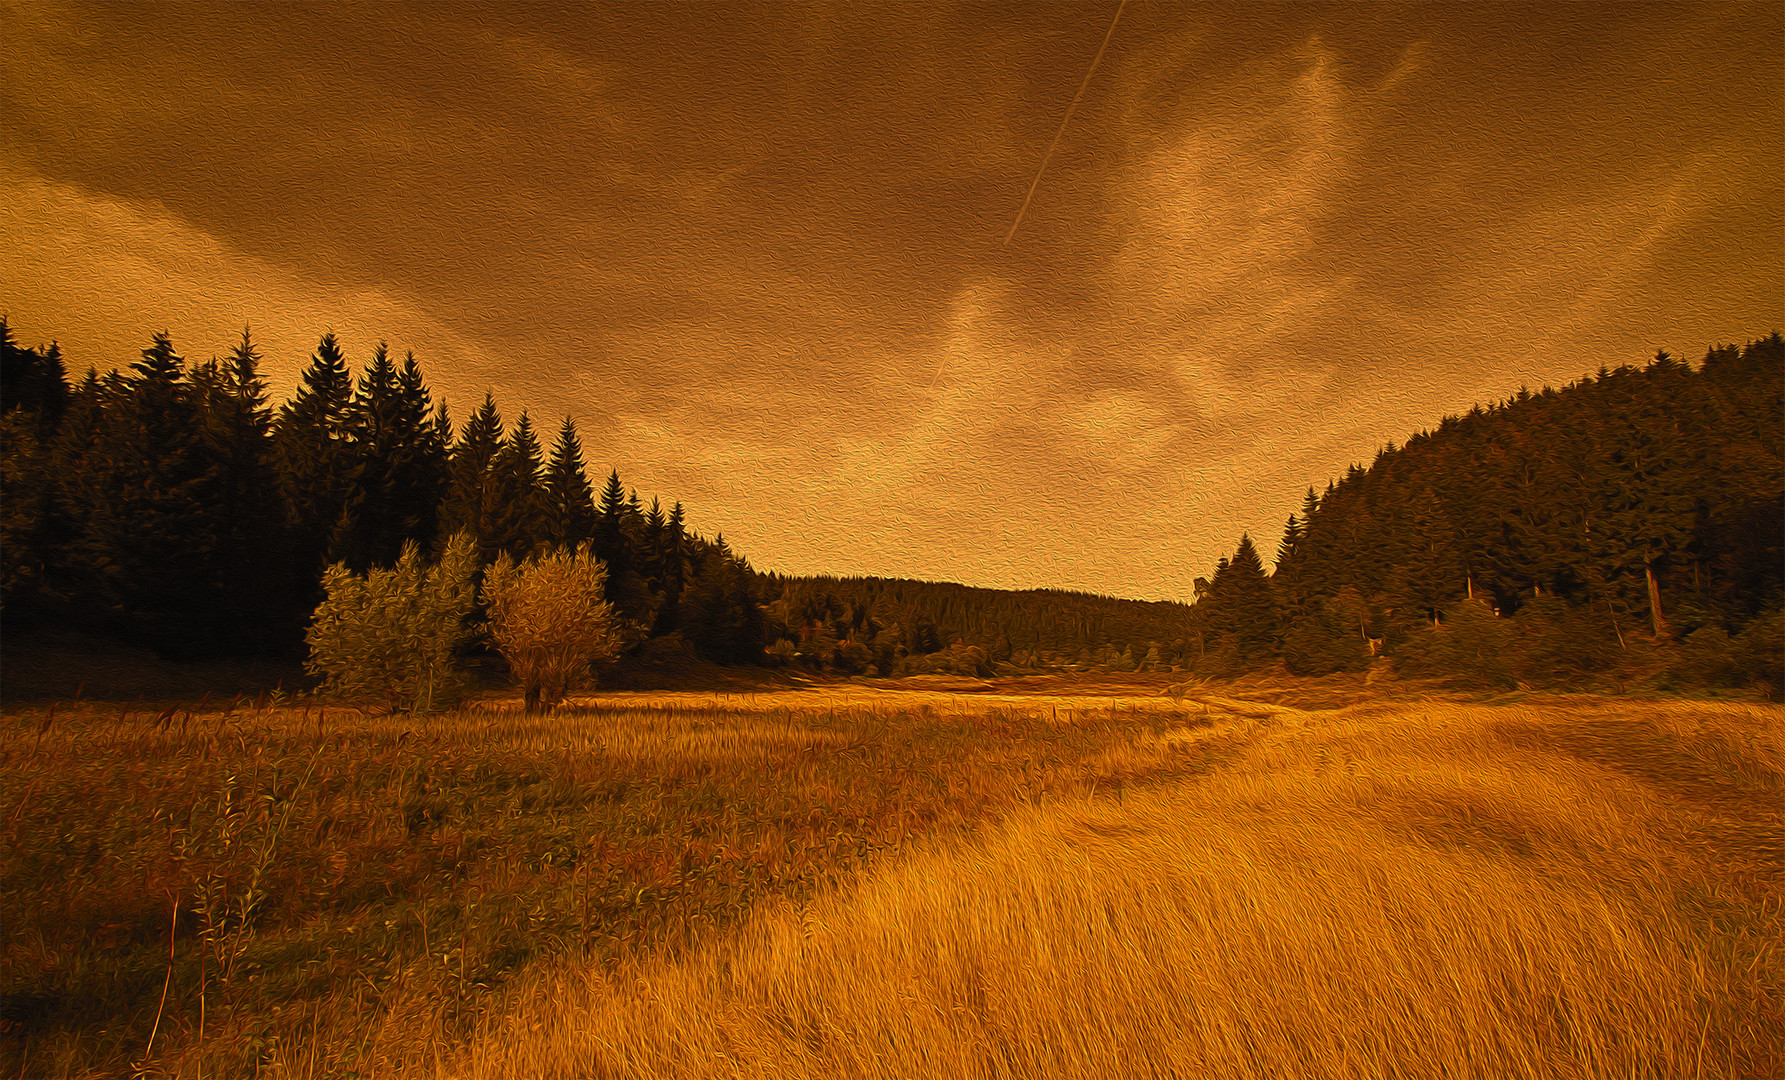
<box><xmin>0</xmin><ymin>321</ymin><xmax>769</xmax><ymax>668</ymax></box>
<box><xmin>2</xmin><ymin>319</ymin><xmax>1780</xmax><ymax>695</ymax></box>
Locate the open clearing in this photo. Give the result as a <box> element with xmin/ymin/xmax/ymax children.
<box><xmin>3</xmin><ymin>681</ymin><xmax>1779</xmax><ymax>1078</ymax></box>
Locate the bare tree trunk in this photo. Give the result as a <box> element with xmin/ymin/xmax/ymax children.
<box><xmin>524</xmin><ymin>678</ymin><xmax>543</xmax><ymax>716</ymax></box>
<box><xmin>1646</xmin><ymin>560</ymin><xmax>1672</xmax><ymax>639</ymax></box>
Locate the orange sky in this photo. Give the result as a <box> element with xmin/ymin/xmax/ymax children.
<box><xmin>3</xmin><ymin>1</ymin><xmax>1780</xmax><ymax>601</ymax></box>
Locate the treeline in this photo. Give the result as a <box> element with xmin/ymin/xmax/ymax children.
<box><xmin>0</xmin><ymin>320</ymin><xmax>771</xmax><ymax>664</ymax></box>
<box><xmin>1192</xmin><ymin>335</ymin><xmax>1784</xmax><ymax>692</ymax></box>
<box><xmin>759</xmin><ymin>575</ymin><xmax>1198</xmax><ymax>676</ymax></box>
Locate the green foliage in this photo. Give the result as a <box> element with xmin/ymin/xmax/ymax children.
<box><xmin>483</xmin><ymin>544</ymin><xmax>624</xmax><ymax>713</ymax></box>
<box><xmin>305</xmin><ymin>531</ymin><xmax>479</xmax><ymax>713</ymax></box>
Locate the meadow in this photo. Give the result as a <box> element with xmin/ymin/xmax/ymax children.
<box><xmin>2</xmin><ymin>677</ymin><xmax>1778</xmax><ymax>1078</ymax></box>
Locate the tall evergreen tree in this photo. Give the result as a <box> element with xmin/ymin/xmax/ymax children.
<box><xmin>487</xmin><ymin>411</ymin><xmax>545</xmax><ymax>559</ymax></box>
<box><xmin>74</xmin><ymin>334</ymin><xmax>232</xmax><ymax>653</ymax></box>
<box><xmin>272</xmin><ymin>333</ymin><xmax>355</xmax><ymax>588</ymax></box>
<box><xmin>594</xmin><ymin>469</ymin><xmax>650</xmax><ymax>619</ymax></box>
<box><xmin>655</xmin><ymin>500</ymin><xmax>688</xmax><ymax>634</ymax></box>
<box><xmin>443</xmin><ymin>393</ymin><xmax>504</xmax><ymax>564</ymax></box>
<box><xmin>331</xmin><ymin>345</ymin><xmax>449</xmax><ymax>571</ymax></box>
<box><xmin>541</xmin><ymin>416</ymin><xmax>596</xmax><ymax>551</ymax></box>
<box><xmin>1208</xmin><ymin>535</ymin><xmax>1279</xmax><ymax>662</ymax></box>
<box><xmin>194</xmin><ymin>329</ymin><xmax>287</xmax><ymax>647</ymax></box>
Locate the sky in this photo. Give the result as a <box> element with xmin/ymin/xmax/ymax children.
<box><xmin>3</xmin><ymin>1</ymin><xmax>1780</xmax><ymax>602</ymax></box>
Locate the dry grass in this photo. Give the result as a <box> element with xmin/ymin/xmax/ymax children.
<box><xmin>0</xmin><ymin>687</ymin><xmax>1233</xmax><ymax>1078</ymax></box>
<box><xmin>3</xmin><ymin>685</ymin><xmax>1777</xmax><ymax>1078</ymax></box>
<box><xmin>450</xmin><ymin>696</ymin><xmax>1782</xmax><ymax>1080</ymax></box>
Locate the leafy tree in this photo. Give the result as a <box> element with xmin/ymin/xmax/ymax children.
<box><xmin>305</xmin><ymin>531</ymin><xmax>478</xmax><ymax>713</ymax></box>
<box><xmin>483</xmin><ymin>544</ymin><xmax>623</xmax><ymax>714</ymax></box>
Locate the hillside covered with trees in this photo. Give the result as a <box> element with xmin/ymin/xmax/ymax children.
<box><xmin>0</xmin><ymin>320</ymin><xmax>771</xmax><ymax>668</ymax></box>
<box><xmin>760</xmin><ymin>575</ymin><xmax>1198</xmax><ymax>677</ymax></box>
<box><xmin>1191</xmin><ymin>335</ymin><xmax>1783</xmax><ymax>693</ymax></box>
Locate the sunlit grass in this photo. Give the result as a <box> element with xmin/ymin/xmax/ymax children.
<box><xmin>450</xmin><ymin>697</ymin><xmax>1782</xmax><ymax>1080</ymax></box>
<box><xmin>3</xmin><ymin>687</ymin><xmax>1776</xmax><ymax>1078</ymax></box>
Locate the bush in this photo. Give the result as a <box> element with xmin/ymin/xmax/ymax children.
<box><xmin>305</xmin><ymin>532</ymin><xmax>478</xmax><ymax>713</ymax></box>
<box><xmin>1509</xmin><ymin>595</ymin><xmax>1620</xmax><ymax>688</ymax></box>
<box><xmin>894</xmin><ymin>642</ymin><xmax>990</xmax><ymax>678</ymax></box>
<box><xmin>1668</xmin><ymin>611</ymin><xmax>1784</xmax><ymax>698</ymax></box>
<box><xmin>1395</xmin><ymin>599</ymin><xmax>1516</xmax><ymax>688</ymax></box>
<box><xmin>484</xmin><ymin>545</ymin><xmax>623</xmax><ymax>714</ymax></box>
<box><xmin>1282</xmin><ymin>596</ymin><xmax>1374</xmax><ymax>676</ymax></box>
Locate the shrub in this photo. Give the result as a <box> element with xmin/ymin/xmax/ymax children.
<box><xmin>305</xmin><ymin>531</ymin><xmax>478</xmax><ymax>713</ymax></box>
<box><xmin>1395</xmin><ymin>599</ymin><xmax>1516</xmax><ymax>688</ymax></box>
<box><xmin>483</xmin><ymin>544</ymin><xmax>623</xmax><ymax>714</ymax></box>
<box><xmin>763</xmin><ymin>638</ymin><xmax>798</xmax><ymax>668</ymax></box>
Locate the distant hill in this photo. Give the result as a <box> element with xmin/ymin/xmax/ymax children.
<box><xmin>758</xmin><ymin>573</ymin><xmax>1198</xmax><ymax>675</ymax></box>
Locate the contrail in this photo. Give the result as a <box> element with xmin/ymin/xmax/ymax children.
<box><xmin>932</xmin><ymin>1</ymin><xmax>1128</xmax><ymax>395</ymax></box>
<box><xmin>1002</xmin><ymin>0</ymin><xmax>1128</xmax><ymax>246</ymax></box>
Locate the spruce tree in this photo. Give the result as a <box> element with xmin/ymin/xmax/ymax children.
<box><xmin>196</xmin><ymin>329</ymin><xmax>287</xmax><ymax>648</ymax></box>
<box><xmin>76</xmin><ymin>334</ymin><xmax>230</xmax><ymax>653</ymax></box>
<box><xmin>654</xmin><ymin>500</ymin><xmax>688</xmax><ymax>634</ymax></box>
<box><xmin>272</xmin><ymin>333</ymin><xmax>355</xmax><ymax>588</ymax></box>
<box><xmin>332</xmin><ymin>345</ymin><xmax>448</xmax><ymax>571</ymax></box>
<box><xmin>541</xmin><ymin>416</ymin><xmax>596</xmax><ymax>551</ymax></box>
<box><xmin>1221</xmin><ymin>535</ymin><xmax>1279</xmax><ymax>664</ymax></box>
<box><xmin>488</xmin><ymin>411</ymin><xmax>545</xmax><ymax>560</ymax></box>
<box><xmin>443</xmin><ymin>393</ymin><xmax>504</xmax><ymax>564</ymax></box>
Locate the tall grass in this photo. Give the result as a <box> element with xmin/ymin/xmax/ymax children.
<box><xmin>1</xmin><ymin>689</ymin><xmax>1231</xmax><ymax>1077</ymax></box>
<box><xmin>453</xmin><ymin>698</ymin><xmax>1782</xmax><ymax>1080</ymax></box>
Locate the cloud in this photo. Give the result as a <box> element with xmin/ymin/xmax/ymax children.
<box><xmin>0</xmin><ymin>169</ymin><xmax>509</xmax><ymax>412</ymax></box>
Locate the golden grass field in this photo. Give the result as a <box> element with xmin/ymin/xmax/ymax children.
<box><xmin>2</xmin><ymin>678</ymin><xmax>1779</xmax><ymax>1079</ymax></box>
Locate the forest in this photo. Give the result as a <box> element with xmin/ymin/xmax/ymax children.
<box><xmin>0</xmin><ymin>322</ymin><xmax>766</xmax><ymax>668</ymax></box>
<box><xmin>2</xmin><ymin>320</ymin><xmax>1780</xmax><ymax>695</ymax></box>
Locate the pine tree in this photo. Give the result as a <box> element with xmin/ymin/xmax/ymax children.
<box><xmin>541</xmin><ymin>416</ymin><xmax>596</xmax><ymax>551</ymax></box>
<box><xmin>196</xmin><ymin>329</ymin><xmax>287</xmax><ymax>648</ymax></box>
<box><xmin>393</xmin><ymin>352</ymin><xmax>449</xmax><ymax>553</ymax></box>
<box><xmin>331</xmin><ymin>345</ymin><xmax>449</xmax><ymax>571</ymax></box>
<box><xmin>593</xmin><ymin>469</ymin><xmax>653</xmax><ymax>622</ymax></box>
<box><xmin>75</xmin><ymin>334</ymin><xmax>232</xmax><ymax>653</ymax></box>
<box><xmin>655</xmin><ymin>500</ymin><xmax>688</xmax><ymax>634</ymax></box>
<box><xmin>595</xmin><ymin>469</ymin><xmax>628</xmax><ymax>573</ymax></box>
<box><xmin>488</xmin><ymin>411</ymin><xmax>545</xmax><ymax>560</ymax></box>
<box><xmin>443</xmin><ymin>393</ymin><xmax>504</xmax><ymax>564</ymax></box>
<box><xmin>272</xmin><ymin>333</ymin><xmax>355</xmax><ymax>588</ymax></box>
<box><xmin>1215</xmin><ymin>535</ymin><xmax>1279</xmax><ymax>664</ymax></box>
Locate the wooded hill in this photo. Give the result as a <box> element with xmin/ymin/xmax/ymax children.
<box><xmin>759</xmin><ymin>575</ymin><xmax>1199</xmax><ymax>676</ymax></box>
<box><xmin>1197</xmin><ymin>334</ymin><xmax>1783</xmax><ymax>692</ymax></box>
